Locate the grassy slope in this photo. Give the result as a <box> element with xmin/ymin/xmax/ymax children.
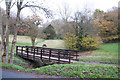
<box><xmin>31</xmin><ymin>63</ymin><xmax>119</xmax><ymax>78</ymax></box>
<box><xmin>78</xmin><ymin>43</ymin><xmax>118</xmax><ymax>64</ymax></box>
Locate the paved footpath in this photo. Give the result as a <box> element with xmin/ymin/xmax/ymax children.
<box><xmin>1</xmin><ymin>69</ymin><xmax>35</xmax><ymax>78</ymax></box>
<box><xmin>1</xmin><ymin>68</ymin><xmax>64</xmax><ymax>79</ymax></box>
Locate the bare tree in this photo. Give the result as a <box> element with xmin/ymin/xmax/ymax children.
<box><xmin>72</xmin><ymin>9</ymin><xmax>97</xmax><ymax>37</ymax></box>
<box><xmin>25</xmin><ymin>15</ymin><xmax>42</xmax><ymax>46</ymax></box>
<box><xmin>9</xmin><ymin>0</ymin><xmax>51</xmax><ymax>64</ymax></box>
<box><xmin>0</xmin><ymin>0</ymin><xmax>14</xmax><ymax>63</ymax></box>
<box><xmin>58</xmin><ymin>3</ymin><xmax>71</xmax><ymax>23</ymax></box>
<box><xmin>0</xmin><ymin>8</ymin><xmax>4</xmax><ymax>61</ymax></box>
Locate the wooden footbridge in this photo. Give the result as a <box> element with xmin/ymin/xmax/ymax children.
<box><xmin>16</xmin><ymin>46</ymin><xmax>79</xmax><ymax>64</ymax></box>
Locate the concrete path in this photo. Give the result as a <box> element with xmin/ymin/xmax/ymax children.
<box><xmin>2</xmin><ymin>70</ymin><xmax>35</xmax><ymax>78</ymax></box>
<box><xmin>1</xmin><ymin>68</ymin><xmax>64</xmax><ymax>78</ymax></box>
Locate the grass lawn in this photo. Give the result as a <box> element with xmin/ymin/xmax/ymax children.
<box><xmin>0</xmin><ymin>35</ymin><xmax>43</xmax><ymax>43</ymax></box>
<box><xmin>78</xmin><ymin>43</ymin><xmax>119</xmax><ymax>64</ymax></box>
<box><xmin>30</xmin><ymin>63</ymin><xmax>119</xmax><ymax>78</ymax></box>
<box><xmin>0</xmin><ymin>35</ymin><xmax>65</xmax><ymax>50</ymax></box>
<box><xmin>1</xmin><ymin>35</ymin><xmax>45</xmax><ymax>51</ymax></box>
<box><xmin>37</xmin><ymin>40</ymin><xmax>66</xmax><ymax>49</ymax></box>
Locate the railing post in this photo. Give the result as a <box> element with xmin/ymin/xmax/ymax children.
<box><xmin>33</xmin><ymin>47</ymin><xmax>35</xmax><ymax>60</ymax></box>
<box><xmin>16</xmin><ymin>46</ymin><xmax>18</xmax><ymax>55</ymax></box>
<box><xmin>26</xmin><ymin>47</ymin><xmax>29</xmax><ymax>58</ymax></box>
<box><xmin>76</xmin><ymin>51</ymin><xmax>78</xmax><ymax>60</ymax></box>
<box><xmin>37</xmin><ymin>47</ymin><xmax>38</xmax><ymax>55</ymax></box>
<box><xmin>49</xmin><ymin>49</ymin><xmax>51</xmax><ymax>62</ymax></box>
<box><xmin>21</xmin><ymin>46</ymin><xmax>23</xmax><ymax>57</ymax></box>
<box><xmin>58</xmin><ymin>50</ymin><xmax>60</xmax><ymax>63</ymax></box>
<box><xmin>40</xmin><ymin>48</ymin><xmax>43</xmax><ymax>60</ymax></box>
<box><xmin>68</xmin><ymin>51</ymin><xmax>71</xmax><ymax>64</ymax></box>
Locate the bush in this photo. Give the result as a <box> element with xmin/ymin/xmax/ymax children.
<box><xmin>80</xmin><ymin>35</ymin><xmax>102</xmax><ymax>50</ymax></box>
<box><xmin>64</xmin><ymin>32</ymin><xmax>78</xmax><ymax>50</ymax></box>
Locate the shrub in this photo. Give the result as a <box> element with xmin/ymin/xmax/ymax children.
<box><xmin>80</xmin><ymin>35</ymin><xmax>102</xmax><ymax>50</ymax></box>
<box><xmin>64</xmin><ymin>32</ymin><xmax>78</xmax><ymax>50</ymax></box>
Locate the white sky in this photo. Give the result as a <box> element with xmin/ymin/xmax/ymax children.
<box><xmin>0</xmin><ymin>0</ymin><xmax>119</xmax><ymax>23</ymax></box>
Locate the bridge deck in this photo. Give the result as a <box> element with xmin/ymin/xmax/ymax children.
<box><xmin>17</xmin><ymin>52</ymin><xmax>78</xmax><ymax>63</ymax></box>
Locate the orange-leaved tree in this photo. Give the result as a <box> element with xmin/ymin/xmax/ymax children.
<box><xmin>93</xmin><ymin>8</ymin><xmax>118</xmax><ymax>42</ymax></box>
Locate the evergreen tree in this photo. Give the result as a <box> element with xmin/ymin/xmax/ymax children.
<box><xmin>43</xmin><ymin>24</ymin><xmax>56</xmax><ymax>39</ymax></box>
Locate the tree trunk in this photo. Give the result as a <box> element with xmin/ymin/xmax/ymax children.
<box><xmin>1</xmin><ymin>1</ymin><xmax>11</xmax><ymax>63</ymax></box>
<box><xmin>9</xmin><ymin>11</ymin><xmax>20</xmax><ymax>64</ymax></box>
<box><xmin>0</xmin><ymin>8</ymin><xmax>4</xmax><ymax>60</ymax></box>
<box><xmin>9</xmin><ymin>0</ymin><xmax>23</xmax><ymax>64</ymax></box>
<box><xmin>5</xmin><ymin>11</ymin><xmax>10</xmax><ymax>63</ymax></box>
<box><xmin>31</xmin><ymin>38</ymin><xmax>35</xmax><ymax>47</ymax></box>
<box><xmin>9</xmin><ymin>30</ymin><xmax>17</xmax><ymax>64</ymax></box>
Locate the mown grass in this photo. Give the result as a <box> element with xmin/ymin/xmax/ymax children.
<box><xmin>8</xmin><ymin>36</ymin><xmax>45</xmax><ymax>51</ymax></box>
<box><xmin>37</xmin><ymin>40</ymin><xmax>66</xmax><ymax>49</ymax></box>
<box><xmin>78</xmin><ymin>43</ymin><xmax>119</xmax><ymax>64</ymax></box>
<box><xmin>0</xmin><ymin>35</ymin><xmax>43</xmax><ymax>43</ymax></box>
<box><xmin>30</xmin><ymin>63</ymin><xmax>119</xmax><ymax>78</ymax></box>
<box><xmin>96</xmin><ymin>43</ymin><xmax>118</xmax><ymax>53</ymax></box>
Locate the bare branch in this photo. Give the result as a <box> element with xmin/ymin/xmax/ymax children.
<box><xmin>10</xmin><ymin>1</ymin><xmax>16</xmax><ymax>9</ymax></box>
<box><xmin>20</xmin><ymin>4</ymin><xmax>52</xmax><ymax>18</ymax></box>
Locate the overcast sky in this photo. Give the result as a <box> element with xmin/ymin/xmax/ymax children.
<box><xmin>0</xmin><ymin>0</ymin><xmax>119</xmax><ymax>23</ymax></box>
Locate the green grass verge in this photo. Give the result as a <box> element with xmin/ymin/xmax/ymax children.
<box><xmin>78</xmin><ymin>43</ymin><xmax>119</xmax><ymax>64</ymax></box>
<box><xmin>0</xmin><ymin>63</ymin><xmax>25</xmax><ymax>71</ymax></box>
<box><xmin>96</xmin><ymin>43</ymin><xmax>118</xmax><ymax>53</ymax></box>
<box><xmin>0</xmin><ymin>53</ymin><xmax>31</xmax><ymax>69</ymax></box>
<box><xmin>31</xmin><ymin>63</ymin><xmax>119</xmax><ymax>78</ymax></box>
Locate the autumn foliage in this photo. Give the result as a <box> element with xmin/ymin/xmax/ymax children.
<box><xmin>64</xmin><ymin>32</ymin><xmax>102</xmax><ymax>51</ymax></box>
<box><xmin>80</xmin><ymin>35</ymin><xmax>102</xmax><ymax>50</ymax></box>
<box><xmin>64</xmin><ymin>32</ymin><xmax>78</xmax><ymax>50</ymax></box>
<box><xmin>93</xmin><ymin>8</ymin><xmax>118</xmax><ymax>42</ymax></box>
